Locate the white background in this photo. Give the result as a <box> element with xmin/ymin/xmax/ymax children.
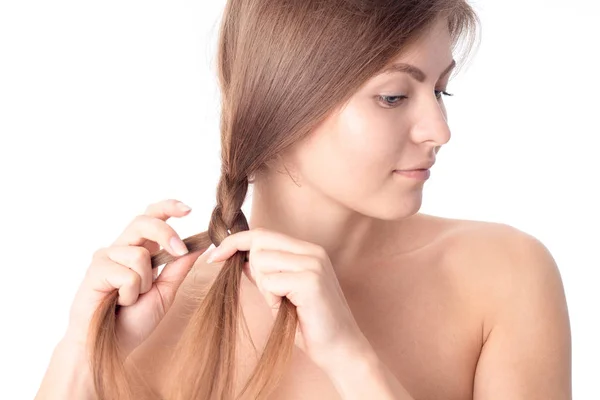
<box><xmin>1</xmin><ymin>0</ymin><xmax>598</xmax><ymax>398</ymax></box>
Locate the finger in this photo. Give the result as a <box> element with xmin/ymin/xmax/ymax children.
<box><xmin>208</xmin><ymin>228</ymin><xmax>322</xmax><ymax>263</ymax></box>
<box><xmin>112</xmin><ymin>198</ymin><xmax>191</xmax><ymax>248</ymax></box>
<box><xmin>102</xmin><ymin>245</ymin><xmax>153</xmax><ymax>294</ymax></box>
<box><xmin>154</xmin><ymin>247</ymin><xmax>203</xmax><ymax>287</ymax></box>
<box><xmin>143</xmin><ymin>198</ymin><xmax>192</xmax><ymax>221</ymax></box>
<box><xmin>260</xmin><ymin>270</ymin><xmax>320</xmax><ymax>304</ymax></box>
<box><xmin>255</xmin><ymin>272</ymin><xmax>283</xmax><ymax>312</ymax></box>
<box><xmin>153</xmin><ymin>246</ymin><xmax>212</xmax><ymax>311</ymax></box>
<box><xmin>250</xmin><ymin>249</ymin><xmax>317</xmax><ymax>275</ymax></box>
<box><xmin>241</xmin><ymin>261</ymin><xmax>255</xmax><ymax>285</ymax></box>
<box><xmin>254</xmin><ymin>270</ymin><xmax>321</xmax><ymax>315</ymax></box>
<box><xmin>86</xmin><ymin>258</ymin><xmax>143</xmax><ymax>306</ymax></box>
<box><xmin>112</xmin><ymin>214</ymin><xmax>189</xmax><ymax>257</ymax></box>
<box><xmin>140</xmin><ymin>199</ymin><xmax>191</xmax><ymax>253</ymax></box>
<box><xmin>237</xmin><ymin>252</ymin><xmax>282</xmax><ymax>312</ymax></box>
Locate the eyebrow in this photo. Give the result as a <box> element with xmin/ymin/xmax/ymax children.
<box><xmin>379</xmin><ymin>59</ymin><xmax>456</xmax><ymax>83</ymax></box>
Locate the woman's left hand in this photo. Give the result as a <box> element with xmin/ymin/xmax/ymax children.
<box><xmin>206</xmin><ymin>227</ymin><xmax>372</xmax><ymax>372</ymax></box>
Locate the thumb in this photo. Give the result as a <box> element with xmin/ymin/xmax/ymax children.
<box><xmin>153</xmin><ymin>247</ymin><xmax>207</xmax><ymax>305</ymax></box>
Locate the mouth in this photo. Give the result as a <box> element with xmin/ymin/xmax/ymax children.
<box><xmin>393</xmin><ymin>169</ymin><xmax>431</xmax><ymax>180</ymax></box>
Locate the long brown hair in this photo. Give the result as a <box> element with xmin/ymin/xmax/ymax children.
<box><xmin>88</xmin><ymin>0</ymin><xmax>480</xmax><ymax>398</ymax></box>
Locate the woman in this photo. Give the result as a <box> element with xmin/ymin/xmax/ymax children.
<box><xmin>35</xmin><ymin>0</ymin><xmax>572</xmax><ymax>399</ymax></box>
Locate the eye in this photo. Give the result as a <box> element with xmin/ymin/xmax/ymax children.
<box><xmin>435</xmin><ymin>89</ymin><xmax>454</xmax><ymax>100</ymax></box>
<box><xmin>377</xmin><ymin>95</ymin><xmax>408</xmax><ymax>108</ymax></box>
<box><xmin>378</xmin><ymin>89</ymin><xmax>455</xmax><ymax>108</ymax></box>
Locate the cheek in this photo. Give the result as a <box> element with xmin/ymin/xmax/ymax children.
<box><xmin>335</xmin><ymin>102</ymin><xmax>403</xmax><ymax>172</ymax></box>
<box><xmin>289</xmin><ymin>100</ymin><xmax>408</xmax><ymax>199</ymax></box>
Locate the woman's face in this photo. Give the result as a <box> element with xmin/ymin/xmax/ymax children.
<box><xmin>281</xmin><ymin>17</ymin><xmax>456</xmax><ymax>220</ymax></box>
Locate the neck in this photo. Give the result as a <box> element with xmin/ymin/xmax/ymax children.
<box><xmin>247</xmin><ymin>170</ymin><xmax>416</xmax><ymax>273</ymax></box>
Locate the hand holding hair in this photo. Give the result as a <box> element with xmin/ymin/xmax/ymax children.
<box><xmin>65</xmin><ymin>198</ymin><xmax>202</xmax><ymax>360</ymax></box>
<box><xmin>205</xmin><ymin>227</ymin><xmax>374</xmax><ymax>374</ymax></box>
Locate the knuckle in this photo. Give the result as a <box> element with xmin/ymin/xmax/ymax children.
<box><xmin>92</xmin><ymin>247</ymin><xmax>107</xmax><ymax>260</ymax></box>
<box><xmin>124</xmin><ymin>269</ymin><xmax>142</xmax><ymax>287</ymax></box>
<box><xmin>305</xmin><ymin>271</ymin><xmax>321</xmax><ymax>287</ymax></box>
<box><xmin>309</xmin><ymin>257</ymin><xmax>323</xmax><ymax>271</ymax></box>
<box><xmin>133</xmin><ymin>214</ymin><xmax>149</xmax><ymax>225</ymax></box>
<box><xmin>313</xmin><ymin>246</ymin><xmax>328</xmax><ymax>260</ymax></box>
<box><xmin>130</xmin><ymin>246</ymin><xmax>150</xmax><ymax>265</ymax></box>
<box><xmin>140</xmin><ymin>278</ymin><xmax>153</xmax><ymax>294</ymax></box>
<box><xmin>118</xmin><ymin>289</ymin><xmax>139</xmax><ymax>306</ymax></box>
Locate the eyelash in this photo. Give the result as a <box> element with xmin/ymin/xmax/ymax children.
<box><xmin>378</xmin><ymin>90</ymin><xmax>454</xmax><ymax>108</ymax></box>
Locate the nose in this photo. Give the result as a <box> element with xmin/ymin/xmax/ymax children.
<box><xmin>409</xmin><ymin>98</ymin><xmax>451</xmax><ymax>146</ymax></box>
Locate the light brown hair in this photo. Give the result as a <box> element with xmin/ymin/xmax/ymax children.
<box><xmin>88</xmin><ymin>0</ymin><xmax>480</xmax><ymax>398</ymax></box>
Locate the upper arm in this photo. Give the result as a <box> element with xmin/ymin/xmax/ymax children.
<box><xmin>472</xmin><ymin>226</ymin><xmax>572</xmax><ymax>400</ymax></box>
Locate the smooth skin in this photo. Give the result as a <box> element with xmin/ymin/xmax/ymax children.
<box><xmin>35</xmin><ymin>199</ymin><xmax>204</xmax><ymax>399</ymax></box>
<box><xmin>35</xmin><ymin>15</ymin><xmax>571</xmax><ymax>400</ymax></box>
<box><xmin>67</xmin><ymin>199</ymin><xmax>203</xmax><ymax>357</ymax></box>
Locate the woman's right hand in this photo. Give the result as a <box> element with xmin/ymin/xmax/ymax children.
<box><xmin>64</xmin><ymin>199</ymin><xmax>206</xmax><ymax>359</ymax></box>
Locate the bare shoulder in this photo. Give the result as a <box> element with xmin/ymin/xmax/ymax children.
<box><xmin>418</xmin><ymin>213</ymin><xmax>567</xmax><ymax>326</ymax></box>
<box><xmin>432</xmin><ymin>213</ymin><xmax>564</xmax><ymax>290</ymax></box>
<box><xmin>438</xmin><ymin>214</ymin><xmax>562</xmax><ymax>277</ymax></box>
<box><xmin>421</xmin><ymin>213</ymin><xmax>559</xmax><ymax>266</ymax></box>
<box><xmin>429</xmin><ymin>214</ymin><xmax>571</xmax><ymax>397</ymax></box>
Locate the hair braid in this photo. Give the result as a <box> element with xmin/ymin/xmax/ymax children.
<box><xmin>209</xmin><ymin>172</ymin><xmax>250</xmax><ymax>246</ymax></box>
<box><xmin>84</xmin><ymin>0</ymin><xmax>480</xmax><ymax>398</ymax></box>
<box><xmin>168</xmin><ymin>170</ymin><xmax>299</xmax><ymax>399</ymax></box>
<box><xmin>161</xmin><ymin>172</ymin><xmax>247</xmax><ymax>400</ymax></box>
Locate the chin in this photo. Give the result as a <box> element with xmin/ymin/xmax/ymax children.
<box><xmin>365</xmin><ymin>199</ymin><xmax>423</xmax><ymax>221</ymax></box>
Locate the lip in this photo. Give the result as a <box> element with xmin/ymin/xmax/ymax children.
<box><xmin>394</xmin><ymin>169</ymin><xmax>431</xmax><ymax>180</ymax></box>
<box><xmin>399</xmin><ymin>159</ymin><xmax>436</xmax><ymax>170</ymax></box>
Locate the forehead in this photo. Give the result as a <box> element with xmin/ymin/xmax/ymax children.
<box><xmin>367</xmin><ymin>18</ymin><xmax>454</xmax><ymax>85</ymax></box>
<box><xmin>392</xmin><ymin>17</ymin><xmax>453</xmax><ymax>64</ymax></box>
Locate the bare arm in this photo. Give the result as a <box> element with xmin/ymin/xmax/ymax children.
<box><xmin>472</xmin><ymin>227</ymin><xmax>572</xmax><ymax>399</ymax></box>
<box><xmin>34</xmin><ymin>337</ymin><xmax>95</xmax><ymax>400</ymax></box>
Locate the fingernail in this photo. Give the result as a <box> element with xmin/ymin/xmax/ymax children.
<box><xmin>206</xmin><ymin>247</ymin><xmax>219</xmax><ymax>264</ymax></box>
<box><xmin>170</xmin><ymin>236</ymin><xmax>189</xmax><ymax>256</ymax></box>
<box><xmin>206</xmin><ymin>253</ymin><xmax>216</xmax><ymax>264</ymax></box>
<box><xmin>177</xmin><ymin>202</ymin><xmax>192</xmax><ymax>212</ymax></box>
